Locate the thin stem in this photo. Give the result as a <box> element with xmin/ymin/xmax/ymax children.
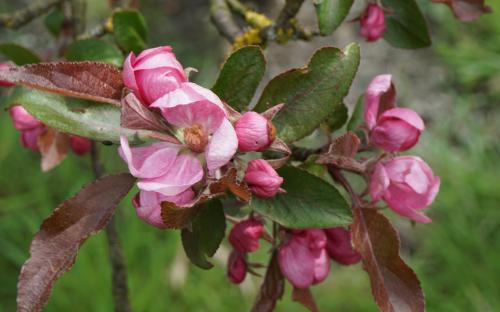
<box><xmin>0</xmin><ymin>0</ymin><xmax>64</xmax><ymax>29</ymax></box>
<box><xmin>275</xmin><ymin>0</ymin><xmax>305</xmax><ymax>29</ymax></box>
<box><xmin>91</xmin><ymin>142</ymin><xmax>133</xmax><ymax>312</ymax></box>
<box><xmin>209</xmin><ymin>0</ymin><xmax>243</xmax><ymax>43</ymax></box>
<box><xmin>328</xmin><ymin>165</ymin><xmax>362</xmax><ymax>208</ymax></box>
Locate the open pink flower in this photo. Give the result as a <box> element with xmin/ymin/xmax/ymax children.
<box><xmin>278</xmin><ymin>230</ymin><xmax>330</xmax><ymax>289</ymax></box>
<box><xmin>324</xmin><ymin>227</ymin><xmax>361</xmax><ymax>265</ymax></box>
<box><xmin>229</xmin><ymin>218</ymin><xmax>264</xmax><ymax>253</ymax></box>
<box><xmin>123</xmin><ymin>46</ymin><xmax>187</xmax><ymax>106</ymax></box>
<box><xmin>244</xmin><ymin>159</ymin><xmax>285</xmax><ymax>198</ymax></box>
<box><xmin>360</xmin><ymin>3</ymin><xmax>385</xmax><ymax>42</ymax></box>
<box><xmin>132</xmin><ymin>189</ymin><xmax>195</xmax><ymax>228</ymax></box>
<box><xmin>370</xmin><ymin>156</ymin><xmax>440</xmax><ymax>223</ymax></box>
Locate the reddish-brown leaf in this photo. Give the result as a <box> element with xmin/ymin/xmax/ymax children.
<box><xmin>292</xmin><ymin>288</ymin><xmax>319</xmax><ymax>312</ymax></box>
<box><xmin>37</xmin><ymin>128</ymin><xmax>70</xmax><ymax>172</ymax></box>
<box><xmin>432</xmin><ymin>0</ymin><xmax>492</xmax><ymax>22</ymax></box>
<box><xmin>160</xmin><ymin>201</ymin><xmax>203</xmax><ymax>230</ymax></box>
<box><xmin>317</xmin><ymin>132</ymin><xmax>365</xmax><ymax>173</ymax></box>
<box><xmin>251</xmin><ymin>252</ymin><xmax>285</xmax><ymax>312</ymax></box>
<box><xmin>121</xmin><ymin>93</ymin><xmax>172</xmax><ymax>134</ymax></box>
<box><xmin>351</xmin><ymin>208</ymin><xmax>425</xmax><ymax>312</ymax></box>
<box><xmin>0</xmin><ymin>62</ymin><xmax>123</xmax><ymax>106</ymax></box>
<box><xmin>17</xmin><ymin>173</ymin><xmax>136</xmax><ymax>312</ymax></box>
<box><xmin>209</xmin><ymin>168</ymin><xmax>251</xmax><ymax>202</ymax></box>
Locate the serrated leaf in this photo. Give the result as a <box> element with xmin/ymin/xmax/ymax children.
<box><xmin>255</xmin><ymin>44</ymin><xmax>360</xmax><ymax>143</ymax></box>
<box><xmin>382</xmin><ymin>0</ymin><xmax>431</xmax><ymax>49</ymax></box>
<box><xmin>314</xmin><ymin>0</ymin><xmax>354</xmax><ymax>35</ymax></box>
<box><xmin>212</xmin><ymin>46</ymin><xmax>266</xmax><ymax>111</ymax></box>
<box><xmin>17</xmin><ymin>173</ymin><xmax>135</xmax><ymax>312</ymax></box>
<box><xmin>44</xmin><ymin>7</ymin><xmax>65</xmax><ymax>37</ymax></box>
<box><xmin>3</xmin><ymin>87</ymin><xmax>142</xmax><ymax>143</ymax></box>
<box><xmin>0</xmin><ymin>43</ymin><xmax>41</xmax><ymax>65</ymax></box>
<box><xmin>181</xmin><ymin>200</ymin><xmax>226</xmax><ymax>269</ymax></box>
<box><xmin>250</xmin><ymin>166</ymin><xmax>351</xmax><ymax>229</ymax></box>
<box><xmin>112</xmin><ymin>9</ymin><xmax>148</xmax><ymax>53</ymax></box>
<box><xmin>65</xmin><ymin>39</ymin><xmax>124</xmax><ymax>67</ymax></box>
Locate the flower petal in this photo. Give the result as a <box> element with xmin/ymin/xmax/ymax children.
<box><xmin>122</xmin><ymin>52</ymin><xmax>138</xmax><ymax>91</ymax></box>
<box><xmin>278</xmin><ymin>236</ymin><xmax>315</xmax><ymax>289</ymax></box>
<box><xmin>161</xmin><ymin>101</ymin><xmax>225</xmax><ymax>134</ymax></box>
<box><xmin>364</xmin><ymin>74</ymin><xmax>395</xmax><ymax>129</ymax></box>
<box><xmin>151</xmin><ymin>82</ymin><xmax>224</xmax><ymax>110</ymax></box>
<box><xmin>379</xmin><ymin>108</ymin><xmax>425</xmax><ymax>131</ymax></box>
<box><xmin>369</xmin><ymin>162</ymin><xmax>390</xmax><ymax>202</ymax></box>
<box><xmin>135</xmin><ymin>68</ymin><xmax>184</xmax><ymax>105</ymax></box>
<box><xmin>205</xmin><ymin>119</ymin><xmax>238</xmax><ymax>173</ymax></box>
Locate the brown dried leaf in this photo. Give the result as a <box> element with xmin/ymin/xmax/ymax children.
<box><xmin>160</xmin><ymin>201</ymin><xmax>203</xmax><ymax>230</ymax></box>
<box><xmin>121</xmin><ymin>93</ymin><xmax>171</xmax><ymax>133</ymax></box>
<box><xmin>0</xmin><ymin>62</ymin><xmax>123</xmax><ymax>106</ymax></box>
<box><xmin>17</xmin><ymin>173</ymin><xmax>136</xmax><ymax>312</ymax></box>
<box><xmin>317</xmin><ymin>132</ymin><xmax>364</xmax><ymax>173</ymax></box>
<box><xmin>221</xmin><ymin>101</ymin><xmax>242</xmax><ymax>123</ymax></box>
<box><xmin>266</xmin><ymin>138</ymin><xmax>291</xmax><ymax>169</ymax></box>
<box><xmin>292</xmin><ymin>288</ymin><xmax>319</xmax><ymax>312</ymax></box>
<box><xmin>261</xmin><ymin>103</ymin><xmax>285</xmax><ymax>120</ymax></box>
<box><xmin>432</xmin><ymin>0</ymin><xmax>492</xmax><ymax>22</ymax></box>
<box><xmin>251</xmin><ymin>252</ymin><xmax>285</xmax><ymax>312</ymax></box>
<box><xmin>351</xmin><ymin>208</ymin><xmax>425</xmax><ymax>312</ymax></box>
<box><xmin>209</xmin><ymin>168</ymin><xmax>251</xmax><ymax>202</ymax></box>
<box><xmin>37</xmin><ymin>128</ymin><xmax>70</xmax><ymax>172</ymax></box>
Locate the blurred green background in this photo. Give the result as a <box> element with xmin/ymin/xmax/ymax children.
<box><xmin>1</xmin><ymin>0</ymin><xmax>499</xmax><ymax>311</ymax></box>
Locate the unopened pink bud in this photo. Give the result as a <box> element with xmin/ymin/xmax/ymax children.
<box><xmin>244</xmin><ymin>159</ymin><xmax>284</xmax><ymax>198</ymax></box>
<box><xmin>20</xmin><ymin>127</ymin><xmax>45</xmax><ymax>151</ymax></box>
<box><xmin>9</xmin><ymin>106</ymin><xmax>43</xmax><ymax>131</ymax></box>
<box><xmin>70</xmin><ymin>136</ymin><xmax>92</xmax><ymax>156</ymax></box>
<box><xmin>0</xmin><ymin>63</ymin><xmax>14</xmax><ymax>87</ymax></box>
<box><xmin>229</xmin><ymin>218</ymin><xmax>264</xmax><ymax>253</ymax></box>
<box><xmin>360</xmin><ymin>4</ymin><xmax>385</xmax><ymax>42</ymax></box>
<box><xmin>235</xmin><ymin>112</ymin><xmax>276</xmax><ymax>152</ymax></box>
<box><xmin>227</xmin><ymin>251</ymin><xmax>247</xmax><ymax>284</ymax></box>
<box><xmin>324</xmin><ymin>227</ymin><xmax>361</xmax><ymax>265</ymax></box>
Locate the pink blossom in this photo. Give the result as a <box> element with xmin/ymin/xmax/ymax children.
<box><xmin>370</xmin><ymin>156</ymin><xmax>440</xmax><ymax>223</ymax></box>
<box><xmin>9</xmin><ymin>106</ymin><xmax>43</xmax><ymax>131</ymax></box>
<box><xmin>360</xmin><ymin>3</ymin><xmax>385</xmax><ymax>42</ymax></box>
<box><xmin>235</xmin><ymin>112</ymin><xmax>276</xmax><ymax>152</ymax></box>
<box><xmin>123</xmin><ymin>46</ymin><xmax>187</xmax><ymax>106</ymax></box>
<box><xmin>229</xmin><ymin>218</ymin><xmax>264</xmax><ymax>253</ymax></box>
<box><xmin>227</xmin><ymin>251</ymin><xmax>247</xmax><ymax>284</ymax></box>
<box><xmin>70</xmin><ymin>136</ymin><xmax>92</xmax><ymax>155</ymax></box>
<box><xmin>364</xmin><ymin>74</ymin><xmax>396</xmax><ymax>130</ymax></box>
<box><xmin>278</xmin><ymin>230</ymin><xmax>330</xmax><ymax>289</ymax></box>
<box><xmin>0</xmin><ymin>63</ymin><xmax>14</xmax><ymax>87</ymax></box>
<box><xmin>324</xmin><ymin>227</ymin><xmax>361</xmax><ymax>265</ymax></box>
<box><xmin>244</xmin><ymin>159</ymin><xmax>284</xmax><ymax>198</ymax></box>
<box><xmin>132</xmin><ymin>189</ymin><xmax>195</xmax><ymax>228</ymax></box>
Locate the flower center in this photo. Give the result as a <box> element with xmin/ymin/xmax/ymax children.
<box><xmin>183</xmin><ymin>123</ymin><xmax>209</xmax><ymax>153</ymax></box>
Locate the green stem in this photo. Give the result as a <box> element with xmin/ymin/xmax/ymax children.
<box><xmin>0</xmin><ymin>0</ymin><xmax>64</xmax><ymax>29</ymax></box>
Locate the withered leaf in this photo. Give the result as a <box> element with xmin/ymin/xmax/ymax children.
<box><xmin>266</xmin><ymin>138</ymin><xmax>291</xmax><ymax>169</ymax></box>
<box><xmin>160</xmin><ymin>201</ymin><xmax>203</xmax><ymax>230</ymax></box>
<box><xmin>251</xmin><ymin>252</ymin><xmax>285</xmax><ymax>312</ymax></box>
<box><xmin>37</xmin><ymin>128</ymin><xmax>71</xmax><ymax>172</ymax></box>
<box><xmin>261</xmin><ymin>103</ymin><xmax>285</xmax><ymax>120</ymax></box>
<box><xmin>17</xmin><ymin>173</ymin><xmax>136</xmax><ymax>312</ymax></box>
<box><xmin>292</xmin><ymin>287</ymin><xmax>319</xmax><ymax>312</ymax></box>
<box><xmin>317</xmin><ymin>132</ymin><xmax>364</xmax><ymax>173</ymax></box>
<box><xmin>0</xmin><ymin>62</ymin><xmax>123</xmax><ymax>106</ymax></box>
<box><xmin>351</xmin><ymin>208</ymin><xmax>425</xmax><ymax>312</ymax></box>
<box><xmin>209</xmin><ymin>168</ymin><xmax>251</xmax><ymax>202</ymax></box>
<box><xmin>121</xmin><ymin>93</ymin><xmax>172</xmax><ymax>133</ymax></box>
<box><xmin>432</xmin><ymin>0</ymin><xmax>492</xmax><ymax>22</ymax></box>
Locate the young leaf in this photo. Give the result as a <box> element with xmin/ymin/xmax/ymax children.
<box><xmin>181</xmin><ymin>199</ymin><xmax>226</xmax><ymax>269</ymax></box>
<box><xmin>0</xmin><ymin>43</ymin><xmax>41</xmax><ymax>65</ymax></box>
<box><xmin>44</xmin><ymin>7</ymin><xmax>65</xmax><ymax>37</ymax></box>
<box><xmin>4</xmin><ymin>87</ymin><xmax>142</xmax><ymax>143</ymax></box>
<box><xmin>112</xmin><ymin>9</ymin><xmax>148</xmax><ymax>53</ymax></box>
<box><xmin>382</xmin><ymin>0</ymin><xmax>432</xmax><ymax>49</ymax></box>
<box><xmin>65</xmin><ymin>39</ymin><xmax>124</xmax><ymax>67</ymax></box>
<box><xmin>212</xmin><ymin>46</ymin><xmax>266</xmax><ymax>111</ymax></box>
<box><xmin>0</xmin><ymin>62</ymin><xmax>123</xmax><ymax>106</ymax></box>
<box><xmin>251</xmin><ymin>252</ymin><xmax>285</xmax><ymax>312</ymax></box>
<box><xmin>255</xmin><ymin>44</ymin><xmax>360</xmax><ymax>143</ymax></box>
<box><xmin>351</xmin><ymin>208</ymin><xmax>425</xmax><ymax>312</ymax></box>
<box><xmin>314</xmin><ymin>0</ymin><xmax>354</xmax><ymax>36</ymax></box>
<box><xmin>250</xmin><ymin>166</ymin><xmax>351</xmax><ymax>229</ymax></box>
<box><xmin>37</xmin><ymin>128</ymin><xmax>70</xmax><ymax>172</ymax></box>
<box><xmin>17</xmin><ymin>173</ymin><xmax>136</xmax><ymax>312</ymax></box>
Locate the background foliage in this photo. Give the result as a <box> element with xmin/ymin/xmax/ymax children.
<box><xmin>0</xmin><ymin>0</ymin><xmax>499</xmax><ymax>311</ymax></box>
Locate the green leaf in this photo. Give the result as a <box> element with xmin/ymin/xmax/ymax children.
<box><xmin>0</xmin><ymin>43</ymin><xmax>41</xmax><ymax>65</ymax></box>
<box><xmin>112</xmin><ymin>9</ymin><xmax>148</xmax><ymax>53</ymax></box>
<box><xmin>250</xmin><ymin>166</ymin><xmax>351</xmax><ymax>229</ymax></box>
<box><xmin>212</xmin><ymin>46</ymin><xmax>266</xmax><ymax>111</ymax></box>
<box><xmin>347</xmin><ymin>95</ymin><xmax>363</xmax><ymax>131</ymax></box>
<box><xmin>3</xmin><ymin>87</ymin><xmax>141</xmax><ymax>143</ymax></box>
<box><xmin>181</xmin><ymin>200</ymin><xmax>226</xmax><ymax>270</ymax></box>
<box><xmin>382</xmin><ymin>0</ymin><xmax>431</xmax><ymax>49</ymax></box>
<box><xmin>44</xmin><ymin>7</ymin><xmax>65</xmax><ymax>37</ymax></box>
<box><xmin>65</xmin><ymin>39</ymin><xmax>124</xmax><ymax>67</ymax></box>
<box><xmin>314</xmin><ymin>0</ymin><xmax>354</xmax><ymax>36</ymax></box>
<box><xmin>324</xmin><ymin>102</ymin><xmax>348</xmax><ymax>132</ymax></box>
<box><xmin>254</xmin><ymin>44</ymin><xmax>360</xmax><ymax>143</ymax></box>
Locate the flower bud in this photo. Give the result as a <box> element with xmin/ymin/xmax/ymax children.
<box><xmin>370</xmin><ymin>108</ymin><xmax>424</xmax><ymax>152</ymax></box>
<box><xmin>229</xmin><ymin>218</ymin><xmax>264</xmax><ymax>253</ymax></box>
<box><xmin>244</xmin><ymin>159</ymin><xmax>284</xmax><ymax>198</ymax></box>
<box><xmin>70</xmin><ymin>136</ymin><xmax>92</xmax><ymax>155</ymax></box>
<box><xmin>370</xmin><ymin>156</ymin><xmax>440</xmax><ymax>223</ymax></box>
<box><xmin>360</xmin><ymin>3</ymin><xmax>385</xmax><ymax>42</ymax></box>
<box><xmin>0</xmin><ymin>63</ymin><xmax>14</xmax><ymax>87</ymax></box>
<box><xmin>20</xmin><ymin>127</ymin><xmax>44</xmax><ymax>151</ymax></box>
<box><xmin>122</xmin><ymin>46</ymin><xmax>187</xmax><ymax>106</ymax></box>
<box><xmin>9</xmin><ymin>106</ymin><xmax>43</xmax><ymax>131</ymax></box>
<box><xmin>227</xmin><ymin>251</ymin><xmax>247</xmax><ymax>284</ymax></box>
<box><xmin>324</xmin><ymin>227</ymin><xmax>361</xmax><ymax>265</ymax></box>
<box><xmin>235</xmin><ymin>112</ymin><xmax>276</xmax><ymax>152</ymax></box>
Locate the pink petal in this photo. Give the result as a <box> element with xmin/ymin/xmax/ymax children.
<box><xmin>379</xmin><ymin>108</ymin><xmax>425</xmax><ymax>131</ymax></box>
<box><xmin>9</xmin><ymin>106</ymin><xmax>43</xmax><ymax>131</ymax></box>
<box><xmin>135</xmin><ymin>68</ymin><xmax>184</xmax><ymax>105</ymax></box>
<box><xmin>312</xmin><ymin>248</ymin><xmax>330</xmax><ymax>285</ymax></box>
<box><xmin>278</xmin><ymin>236</ymin><xmax>315</xmax><ymax>289</ymax></box>
<box><xmin>205</xmin><ymin>119</ymin><xmax>238</xmax><ymax>173</ymax></box>
<box><xmin>364</xmin><ymin>74</ymin><xmax>395</xmax><ymax>129</ymax></box>
<box><xmin>135</xmin><ymin>47</ymin><xmax>185</xmax><ymax>80</ymax></box>
<box><xmin>21</xmin><ymin>127</ymin><xmax>44</xmax><ymax>151</ymax></box>
<box><xmin>161</xmin><ymin>100</ymin><xmax>225</xmax><ymax>134</ymax></box>
<box><xmin>118</xmin><ymin>136</ymin><xmax>180</xmax><ymax>179</ymax></box>
<box><xmin>137</xmin><ymin>153</ymin><xmax>204</xmax><ymax>196</ymax></box>
<box><xmin>371</xmin><ymin>119</ymin><xmax>420</xmax><ymax>152</ymax></box>
<box><xmin>122</xmin><ymin>52</ymin><xmax>138</xmax><ymax>91</ymax></box>
<box><xmin>405</xmin><ymin>161</ymin><xmax>430</xmax><ymax>194</ymax></box>
<box><xmin>369</xmin><ymin>162</ymin><xmax>390</xmax><ymax>202</ymax></box>
<box><xmin>151</xmin><ymin>82</ymin><xmax>224</xmax><ymax>110</ymax></box>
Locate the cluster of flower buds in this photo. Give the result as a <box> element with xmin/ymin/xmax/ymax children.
<box><xmin>278</xmin><ymin>227</ymin><xmax>360</xmax><ymax>289</ymax></box>
<box><xmin>121</xmin><ymin>47</ymin><xmax>286</xmax><ymax>228</ymax></box>
<box><xmin>365</xmin><ymin>75</ymin><xmax>440</xmax><ymax>223</ymax></box>
<box><xmin>359</xmin><ymin>2</ymin><xmax>385</xmax><ymax>42</ymax></box>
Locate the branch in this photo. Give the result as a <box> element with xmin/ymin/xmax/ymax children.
<box><xmin>77</xmin><ymin>17</ymin><xmax>112</xmax><ymax>40</ymax></box>
<box><xmin>209</xmin><ymin>0</ymin><xmax>243</xmax><ymax>43</ymax></box>
<box><xmin>275</xmin><ymin>0</ymin><xmax>305</xmax><ymax>29</ymax></box>
<box><xmin>70</xmin><ymin>0</ymin><xmax>86</xmax><ymax>37</ymax></box>
<box><xmin>91</xmin><ymin>142</ymin><xmax>133</xmax><ymax>312</ymax></box>
<box><xmin>0</xmin><ymin>0</ymin><xmax>64</xmax><ymax>29</ymax></box>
